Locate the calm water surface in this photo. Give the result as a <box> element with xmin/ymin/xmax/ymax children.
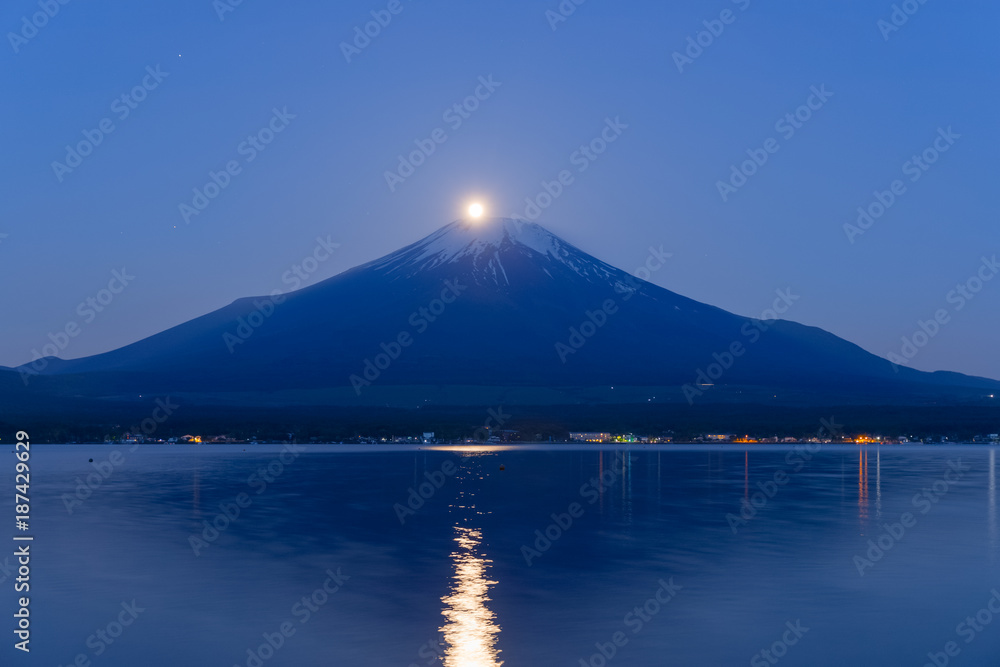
<box><xmin>3</xmin><ymin>444</ymin><xmax>999</xmax><ymax>666</ymax></box>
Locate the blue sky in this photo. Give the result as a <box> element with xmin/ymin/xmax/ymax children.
<box><xmin>2</xmin><ymin>0</ymin><xmax>998</xmax><ymax>378</ymax></box>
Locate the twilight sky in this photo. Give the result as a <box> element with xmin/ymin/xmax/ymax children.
<box><xmin>2</xmin><ymin>0</ymin><xmax>998</xmax><ymax>378</ymax></box>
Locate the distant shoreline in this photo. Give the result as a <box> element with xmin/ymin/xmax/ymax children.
<box><xmin>27</xmin><ymin>442</ymin><xmax>1000</xmax><ymax>452</ymax></box>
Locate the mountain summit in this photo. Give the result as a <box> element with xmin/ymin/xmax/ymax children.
<box><xmin>363</xmin><ymin>217</ymin><xmax>632</xmax><ymax>291</ymax></box>
<box><xmin>13</xmin><ymin>218</ymin><xmax>1000</xmax><ymax>407</ymax></box>
<box><xmin>374</xmin><ymin>218</ymin><xmax>569</xmax><ymax>271</ymax></box>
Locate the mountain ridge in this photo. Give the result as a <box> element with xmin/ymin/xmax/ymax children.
<box><xmin>11</xmin><ymin>217</ymin><xmax>1000</xmax><ymax>407</ymax></box>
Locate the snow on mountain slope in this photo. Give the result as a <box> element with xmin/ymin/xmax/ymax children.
<box><xmin>362</xmin><ymin>217</ymin><xmax>634</xmax><ymax>292</ymax></box>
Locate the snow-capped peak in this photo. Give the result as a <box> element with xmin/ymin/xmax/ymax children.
<box><xmin>411</xmin><ymin>218</ymin><xmax>565</xmax><ymax>262</ymax></box>
<box><xmin>365</xmin><ymin>217</ymin><xmax>636</xmax><ymax>292</ymax></box>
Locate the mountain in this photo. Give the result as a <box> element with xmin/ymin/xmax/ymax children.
<box><xmin>11</xmin><ymin>217</ymin><xmax>1000</xmax><ymax>408</ymax></box>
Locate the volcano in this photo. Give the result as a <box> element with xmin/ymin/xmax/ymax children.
<box><xmin>9</xmin><ymin>217</ymin><xmax>1000</xmax><ymax>408</ymax></box>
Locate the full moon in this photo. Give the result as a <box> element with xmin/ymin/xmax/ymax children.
<box><xmin>468</xmin><ymin>203</ymin><xmax>484</xmax><ymax>218</ymax></box>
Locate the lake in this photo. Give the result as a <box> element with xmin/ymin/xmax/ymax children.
<box><xmin>3</xmin><ymin>444</ymin><xmax>999</xmax><ymax>666</ymax></box>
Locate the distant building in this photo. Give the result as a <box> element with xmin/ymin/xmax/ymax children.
<box><xmin>704</xmin><ymin>434</ymin><xmax>732</xmax><ymax>442</ymax></box>
<box><xmin>422</xmin><ymin>432</ymin><xmax>435</xmax><ymax>443</ymax></box>
<box><xmin>570</xmin><ymin>432</ymin><xmax>612</xmax><ymax>443</ymax></box>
